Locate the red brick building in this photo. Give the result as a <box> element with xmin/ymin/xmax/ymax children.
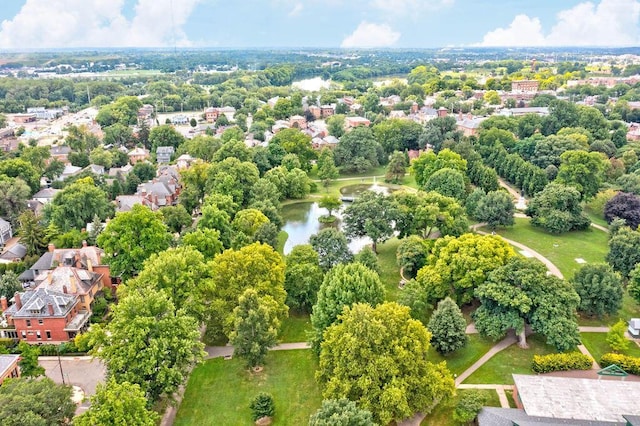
<box><xmin>0</xmin><ymin>355</ymin><xmax>20</xmax><ymax>385</ymax></box>
<box><xmin>0</xmin><ymin>288</ymin><xmax>90</xmax><ymax>344</ymax></box>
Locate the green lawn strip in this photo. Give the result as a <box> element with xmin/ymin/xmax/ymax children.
<box><xmin>376</xmin><ymin>237</ymin><xmax>402</xmax><ymax>301</ymax></box>
<box><xmin>421</xmin><ymin>389</ymin><xmax>501</xmax><ymax>426</ymax></box>
<box><xmin>463</xmin><ymin>334</ymin><xmax>558</xmax><ymax>385</ymax></box>
<box><xmin>580</xmin><ymin>332</ymin><xmax>640</xmax><ymax>363</ymax></box>
<box><xmin>504</xmin><ymin>390</ymin><xmax>516</xmax><ymax>408</ymax></box>
<box><xmin>175</xmin><ymin>350</ymin><xmax>322</xmax><ymax>426</ymax></box>
<box><xmin>488</xmin><ymin>218</ymin><xmax>609</xmax><ymax>279</ymax></box>
<box><xmin>427</xmin><ymin>334</ymin><xmax>496</xmax><ymax>377</ymax></box>
<box><xmin>276</xmin><ymin>230</ymin><xmax>288</xmax><ymax>255</ymax></box>
<box><xmin>578</xmin><ymin>293</ymin><xmax>640</xmax><ymax>327</ymax></box>
<box><xmin>584</xmin><ymin>208</ymin><xmax>609</xmax><ymax>228</ymax></box>
<box><xmin>279</xmin><ymin>312</ymin><xmax>311</xmax><ymax>343</ymax></box>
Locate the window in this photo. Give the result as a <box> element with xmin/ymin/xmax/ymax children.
<box><xmin>46</xmin><ymin>330</ymin><xmax>51</xmax><ymax>340</ymax></box>
<box><xmin>38</xmin><ymin>319</ymin><xmax>44</xmax><ymax>325</ymax></box>
<box><xmin>80</xmin><ymin>295</ymin><xmax>85</xmax><ymax>303</ymax></box>
<box><xmin>25</xmin><ymin>319</ymin><xmax>31</xmax><ymax>327</ymax></box>
<box><xmin>36</xmin><ymin>331</ymin><xmax>41</xmax><ymax>340</ymax></box>
<box><xmin>21</xmin><ymin>331</ymin><xmax>26</xmax><ymax>339</ymax></box>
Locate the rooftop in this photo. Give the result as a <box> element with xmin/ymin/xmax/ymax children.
<box><xmin>0</xmin><ymin>354</ymin><xmax>19</xmax><ymax>377</ymax></box>
<box><xmin>514</xmin><ymin>374</ymin><xmax>640</xmax><ymax>423</ymax></box>
<box><xmin>5</xmin><ymin>288</ymin><xmax>76</xmax><ymax>318</ymax></box>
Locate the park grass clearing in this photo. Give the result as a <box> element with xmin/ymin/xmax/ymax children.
<box><xmin>488</xmin><ymin>217</ymin><xmax>609</xmax><ymax>279</ymax></box>
<box><xmin>580</xmin><ymin>332</ymin><xmax>640</xmax><ymax>363</ymax></box>
<box><xmin>421</xmin><ymin>389</ymin><xmax>501</xmax><ymax>426</ymax></box>
<box><xmin>427</xmin><ymin>334</ymin><xmax>496</xmax><ymax>376</ymax></box>
<box><xmin>584</xmin><ymin>208</ymin><xmax>609</xmax><ymax>228</ymax></box>
<box><xmin>175</xmin><ymin>350</ymin><xmax>322</xmax><ymax>426</ymax></box>
<box><xmin>463</xmin><ymin>334</ymin><xmax>558</xmax><ymax>385</ymax></box>
<box><xmin>279</xmin><ymin>312</ymin><xmax>311</xmax><ymax>343</ymax></box>
<box><xmin>377</xmin><ymin>238</ymin><xmax>403</xmax><ymax>301</ymax></box>
<box><xmin>276</xmin><ymin>230</ymin><xmax>288</xmax><ymax>255</ymax></box>
<box><xmin>578</xmin><ymin>293</ymin><xmax>640</xmax><ymax>327</ymax></box>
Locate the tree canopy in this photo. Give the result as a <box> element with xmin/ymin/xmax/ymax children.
<box><xmin>525</xmin><ymin>183</ymin><xmax>590</xmax><ymax>233</ymax></box>
<box><xmin>0</xmin><ymin>377</ymin><xmax>75</xmax><ymax>426</ymax></box>
<box><xmin>46</xmin><ymin>177</ymin><xmax>114</xmax><ymax>232</ymax></box>
<box><xmin>571</xmin><ymin>263</ymin><xmax>623</xmax><ymax>318</ymax></box>
<box><xmin>343</xmin><ymin>191</ymin><xmax>398</xmax><ymax>253</ymax></box>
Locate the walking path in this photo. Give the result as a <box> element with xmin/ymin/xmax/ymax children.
<box><xmin>455</xmin><ymin>334</ymin><xmax>519</xmax><ymax>386</ymax></box>
<box><xmin>205</xmin><ymin>341</ymin><xmax>310</xmax><ymax>359</ymax></box>
<box><xmin>577</xmin><ymin>344</ymin><xmax>600</xmax><ymax>369</ymax></box>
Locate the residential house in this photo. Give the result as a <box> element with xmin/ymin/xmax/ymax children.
<box><xmin>345</xmin><ymin>117</ymin><xmax>371</xmax><ymax>128</ymax></box>
<box><xmin>511</xmin><ymin>80</ymin><xmax>540</xmax><ymax>94</ymax></box>
<box><xmin>437</xmin><ymin>107</ymin><xmax>448</xmax><ymax>118</ymax></box>
<box><xmin>500</xmin><ymin>107</ymin><xmax>549</xmax><ymax>117</ymax></box>
<box><xmin>308</xmin><ymin>105</ymin><xmax>321</xmax><ymax>119</ymax></box>
<box><xmin>629</xmin><ymin>318</ymin><xmax>640</xmax><ymax>338</ymax></box>
<box><xmin>389</xmin><ymin>110</ymin><xmax>406</xmax><ymax>119</ymax></box>
<box><xmin>108</xmin><ymin>163</ymin><xmax>133</xmax><ymax>179</ymax></box>
<box><xmin>0</xmin><ymin>243</ymin><xmax>27</xmax><ymax>263</ymax></box>
<box><xmin>115</xmin><ymin>194</ymin><xmax>151</xmax><ymax>212</ymax></box>
<box><xmin>320</xmin><ymin>105</ymin><xmax>335</xmax><ymax>118</ymax></box>
<box><xmin>50</xmin><ymin>145</ymin><xmax>72</xmax><ymax>164</ymax></box>
<box><xmin>289</xmin><ymin>115</ymin><xmax>307</xmax><ymax>129</ymax></box>
<box><xmin>0</xmin><ymin>219</ymin><xmax>12</xmax><ymax>246</ymax></box>
<box><xmin>82</xmin><ymin>164</ymin><xmax>105</xmax><ymax>175</ymax></box>
<box><xmin>218</xmin><ymin>106</ymin><xmax>236</xmax><ymax>121</ymax></box>
<box><xmin>0</xmin><ymin>354</ymin><xmax>20</xmax><ymax>385</ymax></box>
<box><xmin>57</xmin><ymin>164</ymin><xmax>82</xmax><ymax>181</ymax></box>
<box><xmin>156</xmin><ymin>146</ymin><xmax>175</xmax><ymax>164</ymax></box>
<box><xmin>31</xmin><ymin>188</ymin><xmax>60</xmax><ymax>205</ymax></box>
<box><xmin>0</xmin><ymin>137</ymin><xmax>19</xmax><ymax>153</ymax></box>
<box><xmin>34</xmin><ymin>266</ymin><xmax>103</xmax><ymax>312</ymax></box>
<box><xmin>13</xmin><ymin>114</ymin><xmax>36</xmax><ymax>124</ymax></box>
<box><xmin>204</xmin><ymin>107</ymin><xmax>219</xmax><ymax>123</ymax></box>
<box><xmin>137</xmin><ymin>104</ymin><xmax>154</xmax><ymax>120</ymax></box>
<box><xmin>171</xmin><ymin>115</ymin><xmax>189</xmax><ymax>125</ymax></box>
<box><xmin>128</xmin><ymin>147</ymin><xmax>150</xmax><ymax>165</ymax></box>
<box><xmin>176</xmin><ymin>154</ymin><xmax>195</xmax><ymax>169</ymax></box>
<box><xmin>0</xmin><ymin>288</ymin><xmax>90</xmax><ymax>343</ymax></box>
<box><xmin>456</xmin><ymin>115</ymin><xmax>487</xmax><ymax>137</ymax></box>
<box><xmin>311</xmin><ymin>135</ymin><xmax>339</xmax><ymax>150</ymax></box>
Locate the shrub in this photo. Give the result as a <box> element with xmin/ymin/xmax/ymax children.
<box><xmin>453</xmin><ymin>390</ymin><xmax>486</xmax><ymax>424</ymax></box>
<box><xmin>600</xmin><ymin>353</ymin><xmax>640</xmax><ymax>375</ymax></box>
<box><xmin>531</xmin><ymin>352</ymin><xmax>592</xmax><ymax>373</ymax></box>
<box><xmin>250</xmin><ymin>392</ymin><xmax>275</xmax><ymax>421</ymax></box>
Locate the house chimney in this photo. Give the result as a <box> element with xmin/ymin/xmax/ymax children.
<box><xmin>48</xmin><ymin>303</ymin><xmax>54</xmax><ymax>316</ymax></box>
<box><xmin>62</xmin><ymin>285</ymin><xmax>68</xmax><ymax>294</ymax></box>
<box><xmin>82</xmin><ymin>240</ymin><xmax>88</xmax><ymax>248</ymax></box>
<box><xmin>14</xmin><ymin>292</ymin><xmax>21</xmax><ymax>310</ymax></box>
<box><xmin>48</xmin><ymin>243</ymin><xmax>55</xmax><ymax>252</ymax></box>
<box><xmin>1</xmin><ymin>296</ymin><xmax>7</xmax><ymax>312</ymax></box>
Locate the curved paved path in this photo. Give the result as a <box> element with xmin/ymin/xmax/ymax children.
<box><xmin>205</xmin><ymin>341</ymin><xmax>310</xmax><ymax>359</ymax></box>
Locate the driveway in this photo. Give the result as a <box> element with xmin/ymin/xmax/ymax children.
<box><xmin>39</xmin><ymin>356</ymin><xmax>105</xmax><ymax>400</ymax></box>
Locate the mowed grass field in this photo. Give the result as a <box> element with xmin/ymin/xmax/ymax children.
<box><xmin>175</xmin><ymin>350</ymin><xmax>322</xmax><ymax>426</ymax></box>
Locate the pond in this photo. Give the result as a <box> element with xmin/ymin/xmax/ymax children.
<box><xmin>281</xmin><ymin>202</ymin><xmax>370</xmax><ymax>255</ymax></box>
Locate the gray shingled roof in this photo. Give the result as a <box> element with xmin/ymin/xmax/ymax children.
<box><xmin>0</xmin><ymin>355</ymin><xmax>19</xmax><ymax>377</ymax></box>
<box><xmin>478</xmin><ymin>407</ymin><xmax>622</xmax><ymax>426</ymax></box>
<box><xmin>34</xmin><ymin>266</ymin><xmax>101</xmax><ymax>296</ymax></box>
<box><xmin>4</xmin><ymin>288</ymin><xmax>76</xmax><ymax>318</ymax></box>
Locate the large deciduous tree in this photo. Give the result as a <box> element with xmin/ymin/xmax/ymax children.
<box><xmin>427</xmin><ymin>297</ymin><xmax>468</xmax><ymax>355</ymax></box>
<box><xmin>343</xmin><ymin>191</ymin><xmax>398</xmax><ymax>253</ymax></box>
<box><xmin>0</xmin><ymin>378</ymin><xmax>75</xmax><ymax>426</ymax></box>
<box><xmin>317</xmin><ymin>148</ymin><xmax>339</xmax><ymax>188</ymax></box>
<box><xmin>556</xmin><ymin>150</ymin><xmax>606</xmax><ymax>200</ymax></box>
<box><xmin>525</xmin><ymin>183</ymin><xmax>590</xmax><ymax>233</ymax></box>
<box><xmin>0</xmin><ymin>271</ymin><xmax>21</xmax><ymax>299</ymax></box>
<box><xmin>607</xmin><ymin>226</ymin><xmax>640</xmax><ymax>278</ymax></box>
<box><xmin>149</xmin><ymin>124</ymin><xmax>185</xmax><ymax>152</ymax></box>
<box><xmin>311</xmin><ymin>263</ymin><xmax>385</xmax><ymax>353</ymax></box>
<box><xmin>310</xmin><ymin>228</ymin><xmax>353</xmax><ymax>271</ymax></box>
<box><xmin>394</xmin><ymin>191</ymin><xmax>468</xmax><ymax>239</ymax></box>
<box><xmin>334</xmin><ymin>127</ymin><xmax>382</xmax><ymax>173</ymax></box>
<box><xmin>47</xmin><ymin>177</ymin><xmax>114</xmax><ymax>232</ymax></box>
<box><xmin>475</xmin><ymin>190</ymin><xmax>515</xmax><ymax>230</ymax></box>
<box><xmin>473</xmin><ymin>257</ymin><xmax>581</xmax><ymax>351</ymax></box>
<box><xmin>284</xmin><ymin>245</ymin><xmax>324</xmax><ymax>312</ymax></box>
<box><xmin>74</xmin><ymin>380</ymin><xmax>159</xmax><ymax>426</ymax></box>
<box><xmin>572</xmin><ymin>263</ymin><xmax>623</xmax><ymax>318</ymax></box>
<box><xmin>228</xmin><ymin>289</ymin><xmax>281</xmax><ymax>368</ymax></box>
<box><xmin>317</xmin><ymin>302</ymin><xmax>455</xmax><ymax>425</ymax></box>
<box><xmin>411</xmin><ymin>149</ymin><xmax>467</xmax><ymax>189</ymax></box>
<box><xmin>373</xmin><ymin>118</ymin><xmax>423</xmax><ymax>154</ymax></box>
<box><xmin>385</xmin><ymin>151</ymin><xmax>407</xmax><ymax>184</ymax></box>
<box><xmin>424</xmin><ymin>168</ymin><xmax>467</xmax><ymax>202</ymax></box>
<box><xmin>0</xmin><ymin>177</ymin><xmax>30</xmax><ymax>226</ymax></box>
<box><xmin>97</xmin><ymin>204</ymin><xmax>172</xmax><ymax>280</ymax></box>
<box><xmin>269</xmin><ymin>128</ymin><xmax>315</xmax><ymax>171</ymax></box>
<box><xmin>604</xmin><ymin>192</ymin><xmax>640</xmax><ymax>230</ymax></box>
<box><xmin>88</xmin><ymin>288</ymin><xmax>205</xmax><ymax>403</ymax></box>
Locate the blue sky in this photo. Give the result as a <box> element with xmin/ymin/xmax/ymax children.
<box><xmin>0</xmin><ymin>0</ymin><xmax>639</xmax><ymax>49</ymax></box>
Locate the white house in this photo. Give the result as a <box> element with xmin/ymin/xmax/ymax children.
<box><xmin>629</xmin><ymin>318</ymin><xmax>640</xmax><ymax>338</ymax></box>
<box><xmin>0</xmin><ymin>219</ymin><xmax>12</xmax><ymax>246</ymax></box>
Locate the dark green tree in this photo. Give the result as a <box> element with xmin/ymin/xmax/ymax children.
<box><xmin>310</xmin><ymin>228</ymin><xmax>353</xmax><ymax>271</ymax></box>
<box><xmin>475</xmin><ymin>190</ymin><xmax>514</xmax><ymax>230</ymax></box>
<box><xmin>343</xmin><ymin>191</ymin><xmax>398</xmax><ymax>253</ymax></box>
<box><xmin>572</xmin><ymin>263</ymin><xmax>623</xmax><ymax>318</ymax></box>
<box><xmin>0</xmin><ymin>377</ymin><xmax>74</xmax><ymax>426</ymax></box>
<box><xmin>427</xmin><ymin>297</ymin><xmax>468</xmax><ymax>355</ymax></box>
<box><xmin>309</xmin><ymin>398</ymin><xmax>377</xmax><ymax>426</ymax></box>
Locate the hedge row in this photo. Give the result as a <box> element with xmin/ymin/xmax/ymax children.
<box><xmin>600</xmin><ymin>353</ymin><xmax>640</xmax><ymax>375</ymax></box>
<box><xmin>531</xmin><ymin>352</ymin><xmax>593</xmax><ymax>373</ymax></box>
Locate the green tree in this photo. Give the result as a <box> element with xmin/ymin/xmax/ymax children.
<box><xmin>250</xmin><ymin>392</ymin><xmax>275</xmax><ymax>421</ymax></box>
<box><xmin>17</xmin><ymin>210</ymin><xmax>46</xmax><ymax>256</ymax></box>
<box><xmin>285</xmin><ymin>245</ymin><xmax>324</xmax><ymax>312</ymax></box>
<box><xmin>526</xmin><ymin>183</ymin><xmax>591</xmax><ymax>233</ymax></box>
<box><xmin>607</xmin><ymin>226</ymin><xmax>640</xmax><ymax>278</ymax></box>
<box><xmin>214</xmin><ymin>139</ymin><xmax>252</xmax><ymax>163</ymax></box>
<box><xmin>310</xmin><ymin>228</ymin><xmax>353</xmax><ymax>271</ymax></box>
<box><xmin>453</xmin><ymin>390</ymin><xmax>486</xmax><ymax>424</ymax></box>
<box><xmin>317</xmin><ymin>148</ymin><xmax>339</xmax><ymax>188</ymax></box>
<box><xmin>411</xmin><ymin>149</ymin><xmax>467</xmax><ymax>188</ymax></box>
<box><xmin>317</xmin><ymin>302</ymin><xmax>455</xmax><ymax>424</ymax></box>
<box><xmin>556</xmin><ymin>150</ymin><xmax>606</xmax><ymax>200</ymax></box>
<box><xmin>229</xmin><ymin>289</ymin><xmax>281</xmax><ymax>368</ymax></box>
<box><xmin>97</xmin><ymin>204</ymin><xmax>172</xmax><ymax>280</ymax></box>
<box><xmin>385</xmin><ymin>151</ymin><xmax>407</xmax><ymax>184</ymax></box>
<box><xmin>373</xmin><ymin>119</ymin><xmax>423</xmax><ymax>153</ymax></box>
<box><xmin>311</xmin><ymin>263</ymin><xmax>385</xmax><ymax>353</ymax></box>
<box><xmin>396</xmin><ymin>235</ymin><xmax>430</xmax><ymax>278</ymax></box>
<box><xmin>606</xmin><ymin>319</ymin><xmax>630</xmax><ymax>352</ymax></box>
<box><xmin>0</xmin><ymin>271</ymin><xmax>22</xmax><ymax>299</ymax></box>
<box><xmin>123</xmin><ymin>246</ymin><xmax>212</xmax><ymax>322</ymax></box>
<box><xmin>343</xmin><ymin>191</ymin><xmax>398</xmax><ymax>253</ymax></box>
<box><xmin>475</xmin><ymin>190</ymin><xmax>514</xmax><ymax>230</ymax></box>
<box><xmin>629</xmin><ymin>264</ymin><xmax>640</xmax><ymax>305</ymax></box>
<box><xmin>47</xmin><ymin>177</ymin><xmax>114</xmax><ymax>232</ymax></box>
<box><xmin>0</xmin><ymin>377</ymin><xmax>74</xmax><ymax>426</ymax></box>
<box><xmin>180</xmin><ymin>228</ymin><xmax>223</xmax><ymax>259</ymax></box>
<box><xmin>334</xmin><ymin>127</ymin><xmax>382</xmax><ymax>173</ymax></box>
<box><xmin>354</xmin><ymin>246</ymin><xmax>380</xmax><ymax>274</ymax></box>
<box><xmin>327</xmin><ymin>114</ymin><xmax>346</xmax><ymax>138</ymax></box>
<box><xmin>0</xmin><ymin>177</ymin><xmax>30</xmax><ymax>226</ymax></box>
<box><xmin>270</xmin><ymin>128</ymin><xmax>315</xmax><ymax>171</ymax></box>
<box><xmin>309</xmin><ymin>398</ymin><xmax>377</xmax><ymax>426</ymax></box>
<box><xmin>208</xmin><ymin>243</ymin><xmax>287</xmax><ymax>339</ymax></box>
<box><xmin>394</xmin><ymin>191</ymin><xmax>469</xmax><ymax>239</ymax></box>
<box><xmin>17</xmin><ymin>341</ymin><xmax>45</xmax><ymax>377</ymax></box>
<box><xmin>232</xmin><ymin>208</ymin><xmax>270</xmax><ymax>240</ymax></box>
<box><xmin>285</xmin><ymin>168</ymin><xmax>311</xmax><ymax>199</ymax></box>
<box><xmin>473</xmin><ymin>257</ymin><xmax>581</xmax><ymax>350</ymax></box>
<box><xmin>74</xmin><ymin>380</ymin><xmax>159</xmax><ymax>426</ymax></box>
<box><xmin>413</xmin><ymin>234</ymin><xmax>516</xmax><ymax>306</ymax></box>
<box><xmin>88</xmin><ymin>288</ymin><xmax>205</xmax><ymax>403</ymax></box>
<box><xmin>89</xmin><ymin>146</ymin><xmax>113</xmax><ymax>169</ymax></box>
<box><xmin>483</xmin><ymin>90</ymin><xmax>501</xmax><ymax>105</ymax></box>
<box><xmin>572</xmin><ymin>263</ymin><xmax>623</xmax><ymax>318</ymax></box>
<box><xmin>149</xmin><ymin>124</ymin><xmax>185</xmax><ymax>152</ymax></box>
<box><xmin>428</xmin><ymin>297</ymin><xmax>468</xmax><ymax>355</ymax></box>
<box><xmin>160</xmin><ymin>204</ymin><xmax>192</xmax><ymax>234</ymax></box>
<box><xmin>424</xmin><ymin>168</ymin><xmax>466</xmax><ymax>202</ymax></box>
<box><xmin>0</xmin><ymin>158</ymin><xmax>41</xmax><ymax>194</ymax></box>
<box><xmin>319</xmin><ymin>194</ymin><xmax>342</xmax><ymax>219</ymax></box>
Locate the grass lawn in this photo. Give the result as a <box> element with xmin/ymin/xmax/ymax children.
<box><xmin>175</xmin><ymin>350</ymin><xmax>322</xmax><ymax>426</ymax></box>
<box><xmin>578</xmin><ymin>293</ymin><xmax>640</xmax><ymax>327</ymax></box>
<box><xmin>376</xmin><ymin>238</ymin><xmax>403</xmax><ymax>301</ymax></box>
<box><xmin>463</xmin><ymin>334</ymin><xmax>558</xmax><ymax>385</ymax></box>
<box><xmin>276</xmin><ymin>230</ymin><xmax>288</xmax><ymax>255</ymax></box>
<box><xmin>584</xmin><ymin>208</ymin><xmax>609</xmax><ymax>228</ymax></box>
<box><xmin>488</xmin><ymin>218</ymin><xmax>609</xmax><ymax>279</ymax></box>
<box><xmin>504</xmin><ymin>389</ymin><xmax>516</xmax><ymax>408</ymax></box>
<box><xmin>580</xmin><ymin>332</ymin><xmax>640</xmax><ymax>363</ymax></box>
<box><xmin>427</xmin><ymin>334</ymin><xmax>496</xmax><ymax>376</ymax></box>
<box><xmin>279</xmin><ymin>312</ymin><xmax>311</xmax><ymax>343</ymax></box>
<box><xmin>421</xmin><ymin>389</ymin><xmax>501</xmax><ymax>426</ymax></box>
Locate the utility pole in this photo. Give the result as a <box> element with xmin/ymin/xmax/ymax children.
<box><xmin>57</xmin><ymin>346</ymin><xmax>65</xmax><ymax>385</ymax></box>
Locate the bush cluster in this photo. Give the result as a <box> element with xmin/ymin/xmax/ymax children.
<box><xmin>250</xmin><ymin>392</ymin><xmax>275</xmax><ymax>421</ymax></box>
<box><xmin>531</xmin><ymin>352</ymin><xmax>592</xmax><ymax>373</ymax></box>
<box><xmin>600</xmin><ymin>353</ymin><xmax>640</xmax><ymax>375</ymax></box>
<box><xmin>11</xmin><ymin>341</ymin><xmax>81</xmax><ymax>356</ymax></box>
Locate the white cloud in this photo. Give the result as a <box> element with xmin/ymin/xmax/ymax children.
<box><xmin>0</xmin><ymin>0</ymin><xmax>203</xmax><ymax>48</ymax></box>
<box><xmin>369</xmin><ymin>0</ymin><xmax>453</xmax><ymax>15</ymax></box>
<box><xmin>288</xmin><ymin>2</ymin><xmax>304</xmax><ymax>16</ymax></box>
<box><xmin>341</xmin><ymin>21</ymin><xmax>400</xmax><ymax>48</ymax></box>
<box><xmin>479</xmin><ymin>0</ymin><xmax>640</xmax><ymax>47</ymax></box>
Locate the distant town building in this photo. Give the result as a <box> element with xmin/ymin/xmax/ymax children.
<box><xmin>511</xmin><ymin>80</ymin><xmax>540</xmax><ymax>94</ymax></box>
<box><xmin>156</xmin><ymin>146</ymin><xmax>175</xmax><ymax>164</ymax></box>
